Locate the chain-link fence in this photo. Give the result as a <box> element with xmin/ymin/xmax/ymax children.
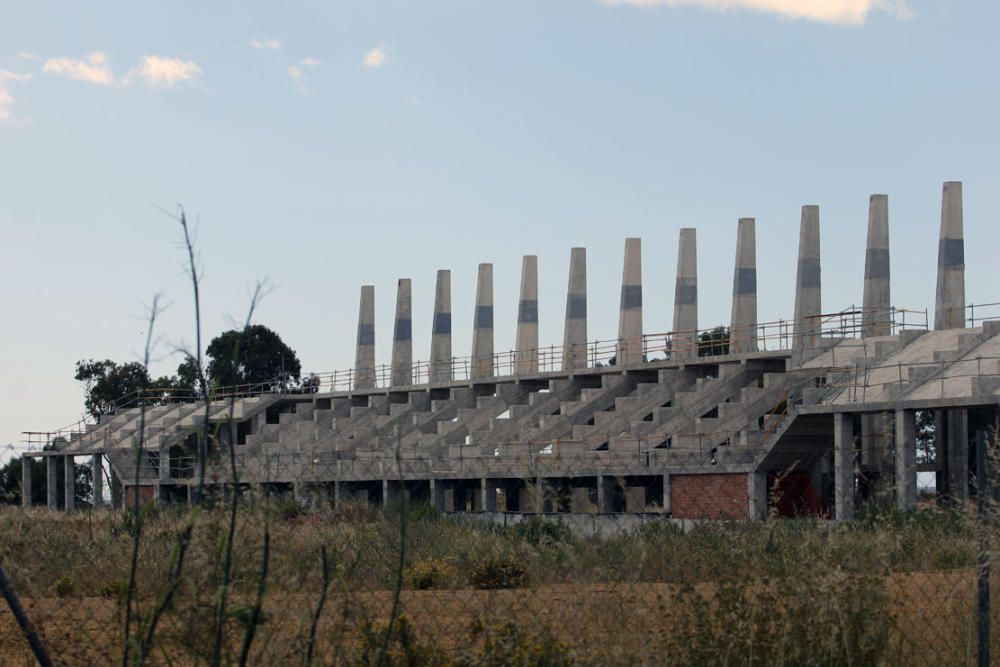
<box><xmin>1</xmin><ymin>432</ymin><xmax>998</xmax><ymax>667</ymax></box>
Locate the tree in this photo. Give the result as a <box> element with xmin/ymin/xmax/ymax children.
<box><xmin>75</xmin><ymin>359</ymin><xmax>153</xmax><ymax>419</ymax></box>
<box><xmin>205</xmin><ymin>324</ymin><xmax>301</xmax><ymax>390</ymax></box>
<box><xmin>698</xmin><ymin>326</ymin><xmax>730</xmax><ymax>357</ymax></box>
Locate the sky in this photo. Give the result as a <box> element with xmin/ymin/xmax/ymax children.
<box><xmin>1</xmin><ymin>0</ymin><xmax>998</xmax><ymax>457</ymax></box>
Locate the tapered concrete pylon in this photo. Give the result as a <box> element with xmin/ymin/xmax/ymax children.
<box><xmin>863</xmin><ymin>195</ymin><xmax>891</xmax><ymax>337</ymax></box>
<box><xmin>515</xmin><ymin>255</ymin><xmax>539</xmax><ymax>374</ymax></box>
<box><xmin>471</xmin><ymin>263</ymin><xmax>494</xmax><ymax>380</ymax></box>
<box><xmin>390</xmin><ymin>279</ymin><xmax>412</xmax><ymax>386</ymax></box>
<box><xmin>354</xmin><ymin>285</ymin><xmax>376</xmax><ymax>389</ymax></box>
<box><xmin>672</xmin><ymin>229</ymin><xmax>698</xmax><ymax>359</ymax></box>
<box><xmin>935</xmin><ymin>181</ymin><xmax>966</xmax><ymax>330</ymax></box>
<box><xmin>429</xmin><ymin>270</ymin><xmax>452</xmax><ymax>382</ymax></box>
<box><xmin>793</xmin><ymin>206</ymin><xmax>822</xmax><ymax>348</ymax></box>
<box><xmin>563</xmin><ymin>248</ymin><xmax>588</xmax><ymax>370</ymax></box>
<box><xmin>730</xmin><ymin>218</ymin><xmax>757</xmax><ymax>354</ymax></box>
<box><xmin>617</xmin><ymin>238</ymin><xmax>643</xmax><ymax>365</ymax></box>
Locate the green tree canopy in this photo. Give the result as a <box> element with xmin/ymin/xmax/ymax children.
<box><xmin>75</xmin><ymin>358</ymin><xmax>199</xmax><ymax>419</ymax></box>
<box><xmin>205</xmin><ymin>324</ymin><xmax>300</xmax><ymax>389</ymax></box>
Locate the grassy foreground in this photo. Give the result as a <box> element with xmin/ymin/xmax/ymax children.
<box><xmin>0</xmin><ymin>500</ymin><xmax>994</xmax><ymax>665</ymax></box>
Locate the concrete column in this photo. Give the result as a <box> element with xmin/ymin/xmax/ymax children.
<box><xmin>63</xmin><ymin>456</ymin><xmax>75</xmax><ymax>511</ymax></box>
<box><xmin>673</xmin><ymin>228</ymin><xmax>698</xmax><ymax>359</ymax></box>
<box><xmin>562</xmin><ymin>247</ymin><xmax>588</xmax><ymax>370</ymax></box>
<box><xmin>625</xmin><ymin>486</ymin><xmax>645</xmax><ymax>513</ymax></box>
<box><xmin>569</xmin><ymin>486</ymin><xmax>592</xmax><ymax>513</ymax></box>
<box><xmin>354</xmin><ymin>285</ymin><xmax>376</xmax><ymax>389</ymax></box>
<box><xmin>662</xmin><ymin>473</ymin><xmax>671</xmax><ymax>515</ymax></box>
<box><xmin>748</xmin><ymin>471</ymin><xmax>768</xmax><ymax>520</ymax></box>
<box><xmin>471</xmin><ymin>263</ymin><xmax>494</xmax><ymax>380</ymax></box>
<box><xmin>390</xmin><ymin>279</ymin><xmax>413</xmax><ymax>386</ymax></box>
<box><xmin>935</xmin><ymin>181</ymin><xmax>966</xmax><ymax>330</ymax></box>
<box><xmin>429</xmin><ymin>270</ymin><xmax>452</xmax><ymax>383</ymax></box>
<box><xmin>862</xmin><ymin>194</ymin><xmax>891</xmax><ymax>337</ymax></box>
<box><xmin>793</xmin><ymin>206</ymin><xmax>822</xmax><ymax>348</ymax></box>
<box><xmin>430</xmin><ymin>479</ymin><xmax>445</xmax><ymax>512</ymax></box>
<box><xmin>480</xmin><ymin>478</ymin><xmax>497</xmax><ymax>511</ymax></box>
<box><xmin>111</xmin><ymin>468</ymin><xmax>122</xmax><ymax>510</ymax></box>
<box><xmin>515</xmin><ymin>255</ymin><xmax>539</xmax><ymax>374</ymax></box>
<box><xmin>833</xmin><ymin>413</ymin><xmax>854</xmax><ymax>520</ymax></box>
<box><xmin>730</xmin><ymin>218</ymin><xmax>758</xmax><ymax>354</ymax></box>
<box><xmin>617</xmin><ymin>238</ymin><xmax>643</xmax><ymax>365</ymax></box>
<box><xmin>894</xmin><ymin>409</ymin><xmax>917</xmax><ymax>511</ymax></box>
<box><xmin>46</xmin><ymin>457</ymin><xmax>58</xmax><ymax>509</ymax></box>
<box><xmin>597</xmin><ymin>473</ymin><xmax>609</xmax><ymax>513</ymax></box>
<box><xmin>92</xmin><ymin>454</ymin><xmax>104</xmax><ymax>508</ymax></box>
<box><xmin>944</xmin><ymin>408</ymin><xmax>969</xmax><ymax>503</ymax></box>
<box><xmin>535</xmin><ymin>477</ymin><xmax>545</xmax><ymax>513</ymax></box>
<box><xmin>21</xmin><ymin>457</ymin><xmax>32</xmax><ymax>508</ymax></box>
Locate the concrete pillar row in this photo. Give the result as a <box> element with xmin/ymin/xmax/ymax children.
<box><xmin>894</xmin><ymin>409</ymin><xmax>917</xmax><ymax>511</ymax></box>
<box><xmin>354</xmin><ymin>285</ymin><xmax>376</xmax><ymax>389</ymax></box>
<box><xmin>833</xmin><ymin>413</ymin><xmax>855</xmax><ymax>520</ymax></box>
<box><xmin>63</xmin><ymin>455</ymin><xmax>75</xmax><ymax>511</ymax></box>
<box><xmin>617</xmin><ymin>238</ymin><xmax>643</xmax><ymax>365</ymax></box>
<box><xmin>672</xmin><ymin>228</ymin><xmax>698</xmax><ymax>359</ymax></box>
<box><xmin>730</xmin><ymin>218</ymin><xmax>758</xmax><ymax>354</ymax></box>
<box><xmin>46</xmin><ymin>456</ymin><xmax>58</xmax><ymax>510</ymax></box>
<box><xmin>429</xmin><ymin>270</ymin><xmax>453</xmax><ymax>382</ymax></box>
<box><xmin>471</xmin><ymin>263</ymin><xmax>494</xmax><ymax>380</ymax></box>
<box><xmin>793</xmin><ymin>205</ymin><xmax>821</xmax><ymax>348</ymax></box>
<box><xmin>935</xmin><ymin>181</ymin><xmax>966</xmax><ymax>330</ymax></box>
<box><xmin>515</xmin><ymin>255</ymin><xmax>539</xmax><ymax>374</ymax></box>
<box><xmin>21</xmin><ymin>457</ymin><xmax>32</xmax><ymax>507</ymax></box>
<box><xmin>562</xmin><ymin>247</ymin><xmax>588</xmax><ymax>370</ymax></box>
<box><xmin>92</xmin><ymin>454</ymin><xmax>104</xmax><ymax>508</ymax></box>
<box><xmin>863</xmin><ymin>194</ymin><xmax>891</xmax><ymax>337</ymax></box>
<box><xmin>390</xmin><ymin>279</ymin><xmax>413</xmax><ymax>387</ymax></box>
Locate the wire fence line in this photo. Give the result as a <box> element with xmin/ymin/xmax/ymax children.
<box><xmin>1</xmin><ymin>430</ymin><xmax>999</xmax><ymax>665</ymax></box>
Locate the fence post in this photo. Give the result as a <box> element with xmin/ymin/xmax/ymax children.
<box><xmin>976</xmin><ymin>428</ymin><xmax>990</xmax><ymax>667</ymax></box>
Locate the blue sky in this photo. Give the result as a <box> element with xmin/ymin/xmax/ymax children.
<box><xmin>1</xmin><ymin>0</ymin><xmax>997</xmax><ymax>455</ymax></box>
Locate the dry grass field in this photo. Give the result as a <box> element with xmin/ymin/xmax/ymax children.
<box><xmin>0</xmin><ymin>501</ymin><xmax>995</xmax><ymax>665</ymax></box>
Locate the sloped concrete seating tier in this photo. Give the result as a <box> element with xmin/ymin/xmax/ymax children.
<box><xmin>25</xmin><ymin>181</ymin><xmax>1000</xmax><ymax>520</ymax></box>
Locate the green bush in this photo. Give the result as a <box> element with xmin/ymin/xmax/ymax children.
<box><xmin>404</xmin><ymin>557</ymin><xmax>456</xmax><ymax>590</ymax></box>
<box><xmin>468</xmin><ymin>552</ymin><xmax>528</xmax><ymax>590</ymax></box>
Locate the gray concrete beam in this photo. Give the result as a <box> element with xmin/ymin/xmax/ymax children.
<box><xmin>92</xmin><ymin>454</ymin><xmax>104</xmax><ymax>508</ymax></box>
<box><xmin>391</xmin><ymin>279</ymin><xmax>413</xmax><ymax>386</ymax></box>
<box><xmin>673</xmin><ymin>228</ymin><xmax>698</xmax><ymax>359</ymax></box>
<box><xmin>894</xmin><ymin>409</ymin><xmax>917</xmax><ymax>511</ymax></box>
<box><xmin>833</xmin><ymin>413</ymin><xmax>854</xmax><ymax>520</ymax></box>
<box><xmin>430</xmin><ymin>270</ymin><xmax>453</xmax><ymax>382</ymax></box>
<box><xmin>617</xmin><ymin>238</ymin><xmax>643</xmax><ymax>365</ymax></box>
<box><xmin>730</xmin><ymin>218</ymin><xmax>758</xmax><ymax>354</ymax></box>
<box><xmin>21</xmin><ymin>457</ymin><xmax>32</xmax><ymax>508</ymax></box>
<box><xmin>46</xmin><ymin>456</ymin><xmax>58</xmax><ymax>510</ymax></box>
<box><xmin>471</xmin><ymin>263</ymin><xmax>494</xmax><ymax>380</ymax></box>
<box><xmin>793</xmin><ymin>206</ymin><xmax>821</xmax><ymax>348</ymax></box>
<box><xmin>863</xmin><ymin>194</ymin><xmax>891</xmax><ymax>337</ymax></box>
<box><xmin>935</xmin><ymin>181</ymin><xmax>966</xmax><ymax>330</ymax></box>
<box><xmin>515</xmin><ymin>255</ymin><xmax>539</xmax><ymax>374</ymax></box>
<box><xmin>63</xmin><ymin>455</ymin><xmax>75</xmax><ymax>511</ymax></box>
<box><xmin>354</xmin><ymin>285</ymin><xmax>376</xmax><ymax>389</ymax></box>
<box><xmin>563</xmin><ymin>247</ymin><xmax>588</xmax><ymax>370</ymax></box>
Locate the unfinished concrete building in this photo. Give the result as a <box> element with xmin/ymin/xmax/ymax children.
<box><xmin>23</xmin><ymin>181</ymin><xmax>1000</xmax><ymax>521</ymax></box>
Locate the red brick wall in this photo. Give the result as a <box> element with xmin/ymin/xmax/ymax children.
<box><xmin>124</xmin><ymin>484</ymin><xmax>155</xmax><ymax>508</ymax></box>
<box><xmin>671</xmin><ymin>473</ymin><xmax>748</xmax><ymax>520</ymax></box>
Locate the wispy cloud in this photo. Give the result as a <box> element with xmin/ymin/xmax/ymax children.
<box><xmin>288</xmin><ymin>57</ymin><xmax>321</xmax><ymax>95</ymax></box>
<box><xmin>0</xmin><ymin>70</ymin><xmax>32</xmax><ymax>83</ymax></box>
<box><xmin>16</xmin><ymin>51</ymin><xmax>38</xmax><ymax>60</ymax></box>
<box><xmin>250</xmin><ymin>37</ymin><xmax>281</xmax><ymax>51</ymax></box>
<box><xmin>363</xmin><ymin>47</ymin><xmax>388</xmax><ymax>68</ymax></box>
<box><xmin>130</xmin><ymin>55</ymin><xmax>202</xmax><ymax>88</ymax></box>
<box><xmin>43</xmin><ymin>52</ymin><xmax>115</xmax><ymax>85</ymax></box>
<box><xmin>0</xmin><ymin>70</ymin><xmax>31</xmax><ymax>125</ymax></box>
<box><xmin>601</xmin><ymin>0</ymin><xmax>913</xmax><ymax>25</ymax></box>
